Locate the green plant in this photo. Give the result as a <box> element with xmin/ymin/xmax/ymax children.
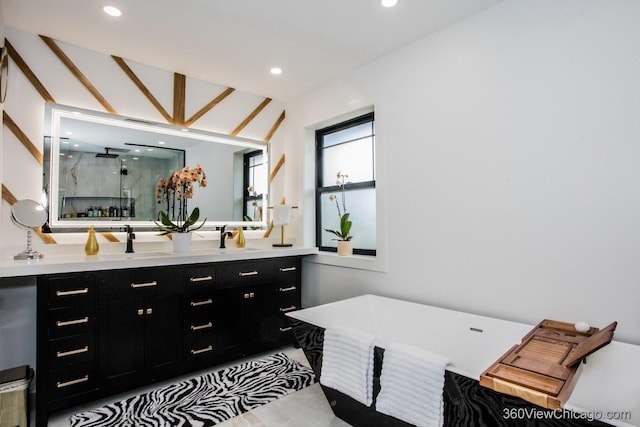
<box><xmin>155</xmin><ymin>164</ymin><xmax>207</xmax><ymax>234</ymax></box>
<box><xmin>324</xmin><ymin>172</ymin><xmax>353</xmax><ymax>241</ymax></box>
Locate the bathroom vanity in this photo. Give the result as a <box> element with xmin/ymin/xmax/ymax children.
<box><xmin>0</xmin><ymin>247</ymin><xmax>314</xmax><ymax>427</ymax></box>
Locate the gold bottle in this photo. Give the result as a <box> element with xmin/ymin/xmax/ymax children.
<box><xmin>85</xmin><ymin>226</ymin><xmax>99</xmax><ymax>255</ymax></box>
<box><xmin>236</xmin><ymin>227</ymin><xmax>246</xmax><ymax>248</ymax></box>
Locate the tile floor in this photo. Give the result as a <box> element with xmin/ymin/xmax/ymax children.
<box><xmin>43</xmin><ymin>347</ymin><xmax>351</xmax><ymax>427</ymax></box>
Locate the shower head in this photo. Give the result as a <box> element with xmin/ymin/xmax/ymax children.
<box><xmin>96</xmin><ymin>148</ymin><xmax>118</xmax><ymax>158</ymax></box>
<box><xmin>96</xmin><ymin>147</ymin><xmax>128</xmax><ymax>158</ymax></box>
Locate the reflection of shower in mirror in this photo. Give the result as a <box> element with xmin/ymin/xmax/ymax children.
<box><xmin>11</xmin><ymin>199</ymin><xmax>48</xmax><ymax>260</ymax></box>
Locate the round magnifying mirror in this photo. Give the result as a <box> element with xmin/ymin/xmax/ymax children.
<box><xmin>11</xmin><ymin>199</ymin><xmax>48</xmax><ymax>260</ymax></box>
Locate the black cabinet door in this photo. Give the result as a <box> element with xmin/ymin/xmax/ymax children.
<box><xmin>145</xmin><ymin>293</ymin><xmax>184</xmax><ymax>381</ymax></box>
<box><xmin>97</xmin><ymin>296</ymin><xmax>144</xmax><ymax>389</ymax></box>
<box><xmin>218</xmin><ymin>286</ymin><xmax>245</xmax><ymax>355</ymax></box>
<box><xmin>245</xmin><ymin>283</ymin><xmax>281</xmax><ymax>348</ymax></box>
<box><xmin>218</xmin><ymin>283</ymin><xmax>281</xmax><ymax>355</ymax></box>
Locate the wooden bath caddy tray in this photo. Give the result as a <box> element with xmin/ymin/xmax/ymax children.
<box><xmin>480</xmin><ymin>319</ymin><xmax>617</xmax><ymax>409</ymax></box>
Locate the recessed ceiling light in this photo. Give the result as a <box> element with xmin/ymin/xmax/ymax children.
<box><xmin>103</xmin><ymin>6</ymin><xmax>122</xmax><ymax>17</ymax></box>
<box><xmin>381</xmin><ymin>0</ymin><xmax>398</xmax><ymax>7</ymax></box>
<box><xmin>270</xmin><ymin>67</ymin><xmax>283</xmax><ymax>75</ymax></box>
<box><xmin>158</xmin><ymin>141</ymin><xmax>165</xmax><ymax>145</ymax></box>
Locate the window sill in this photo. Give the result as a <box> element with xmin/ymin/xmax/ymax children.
<box><xmin>303</xmin><ymin>251</ymin><xmax>387</xmax><ymax>272</ymax></box>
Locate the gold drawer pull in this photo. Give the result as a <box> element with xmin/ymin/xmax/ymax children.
<box><xmin>56</xmin><ymin>375</ymin><xmax>89</xmax><ymax>388</ymax></box>
<box><xmin>56</xmin><ymin>317</ymin><xmax>89</xmax><ymax>327</ymax></box>
<box><xmin>279</xmin><ymin>267</ymin><xmax>297</xmax><ymax>272</ymax></box>
<box><xmin>56</xmin><ymin>288</ymin><xmax>89</xmax><ymax>297</ymax></box>
<box><xmin>190</xmin><ymin>275</ymin><xmax>213</xmax><ymax>282</ymax></box>
<box><xmin>191</xmin><ymin>345</ymin><xmax>213</xmax><ymax>355</ymax></box>
<box><xmin>191</xmin><ymin>299</ymin><xmax>213</xmax><ymax>307</ymax></box>
<box><xmin>57</xmin><ymin>346</ymin><xmax>89</xmax><ymax>358</ymax></box>
<box><xmin>191</xmin><ymin>322</ymin><xmax>213</xmax><ymax>331</ymax></box>
<box><xmin>279</xmin><ymin>327</ymin><xmax>293</xmax><ymax>332</ymax></box>
<box><xmin>239</xmin><ymin>271</ymin><xmax>258</xmax><ymax>277</ymax></box>
<box><xmin>279</xmin><ymin>286</ymin><xmax>297</xmax><ymax>292</ymax></box>
<box><xmin>131</xmin><ymin>280</ymin><xmax>157</xmax><ymax>288</ymax></box>
<box><xmin>279</xmin><ymin>305</ymin><xmax>297</xmax><ymax>313</ymax></box>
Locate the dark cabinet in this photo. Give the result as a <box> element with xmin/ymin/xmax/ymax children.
<box><xmin>218</xmin><ymin>257</ymin><xmax>302</xmax><ymax>356</ymax></box>
<box><xmin>36</xmin><ymin>255</ymin><xmax>304</xmax><ymax>427</ymax></box>
<box><xmin>36</xmin><ymin>273</ymin><xmax>97</xmax><ymax>424</ymax></box>
<box><xmin>96</xmin><ymin>267</ymin><xmax>184</xmax><ymax>392</ymax></box>
<box><xmin>184</xmin><ymin>264</ymin><xmax>220</xmax><ymax>368</ymax></box>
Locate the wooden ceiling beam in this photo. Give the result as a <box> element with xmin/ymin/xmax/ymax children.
<box><xmin>40</xmin><ymin>35</ymin><xmax>116</xmax><ymax>114</ymax></box>
<box><xmin>112</xmin><ymin>55</ymin><xmax>172</xmax><ymax>124</ymax></box>
<box><xmin>185</xmin><ymin>87</ymin><xmax>235</xmax><ymax>128</ymax></box>
<box><xmin>231</xmin><ymin>97</ymin><xmax>272</xmax><ymax>136</ymax></box>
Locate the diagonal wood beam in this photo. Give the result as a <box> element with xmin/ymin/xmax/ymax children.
<box><xmin>231</xmin><ymin>97</ymin><xmax>272</xmax><ymax>136</ymax></box>
<box><xmin>40</xmin><ymin>35</ymin><xmax>116</xmax><ymax>114</ymax></box>
<box><xmin>184</xmin><ymin>87</ymin><xmax>235</xmax><ymax>128</ymax></box>
<box><xmin>112</xmin><ymin>55</ymin><xmax>172</xmax><ymax>124</ymax></box>
<box><xmin>173</xmin><ymin>73</ymin><xmax>186</xmax><ymax>126</ymax></box>
<box><xmin>5</xmin><ymin>39</ymin><xmax>55</xmax><ymax>103</ymax></box>
<box><xmin>264</xmin><ymin>110</ymin><xmax>285</xmax><ymax>142</ymax></box>
<box><xmin>2</xmin><ymin>183</ymin><xmax>18</xmax><ymax>205</ymax></box>
<box><xmin>3</xmin><ymin>111</ymin><xmax>43</xmax><ymax>166</ymax></box>
<box><xmin>101</xmin><ymin>232</ymin><xmax>120</xmax><ymax>243</ymax></box>
<box><xmin>269</xmin><ymin>153</ymin><xmax>285</xmax><ymax>183</ymax></box>
<box><xmin>2</xmin><ymin>184</ymin><xmax>56</xmax><ymax>244</ymax></box>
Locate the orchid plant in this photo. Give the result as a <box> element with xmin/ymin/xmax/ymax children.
<box><xmin>155</xmin><ymin>164</ymin><xmax>207</xmax><ymax>234</ymax></box>
<box><xmin>324</xmin><ymin>172</ymin><xmax>353</xmax><ymax>241</ymax></box>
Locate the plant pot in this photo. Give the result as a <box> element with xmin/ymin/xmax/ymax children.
<box><xmin>337</xmin><ymin>240</ymin><xmax>353</xmax><ymax>256</ymax></box>
<box><xmin>172</xmin><ymin>232</ymin><xmax>192</xmax><ymax>252</ymax></box>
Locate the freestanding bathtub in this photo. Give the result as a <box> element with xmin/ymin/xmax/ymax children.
<box><xmin>287</xmin><ymin>294</ymin><xmax>640</xmax><ymax>427</ymax></box>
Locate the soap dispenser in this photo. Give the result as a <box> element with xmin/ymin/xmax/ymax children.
<box><xmin>236</xmin><ymin>227</ymin><xmax>246</xmax><ymax>248</ymax></box>
<box><xmin>85</xmin><ymin>226</ymin><xmax>99</xmax><ymax>255</ymax></box>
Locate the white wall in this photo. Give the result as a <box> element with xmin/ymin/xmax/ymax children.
<box><xmin>286</xmin><ymin>0</ymin><xmax>640</xmax><ymax>345</ymax></box>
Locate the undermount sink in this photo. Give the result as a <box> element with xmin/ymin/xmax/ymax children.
<box><xmin>95</xmin><ymin>251</ymin><xmax>173</xmax><ymax>260</ymax></box>
<box><xmin>92</xmin><ymin>247</ymin><xmax>258</xmax><ymax>260</ymax></box>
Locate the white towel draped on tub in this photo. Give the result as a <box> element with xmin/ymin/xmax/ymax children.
<box><xmin>376</xmin><ymin>342</ymin><xmax>450</xmax><ymax>427</ymax></box>
<box><xmin>320</xmin><ymin>328</ymin><xmax>376</xmax><ymax>406</ymax></box>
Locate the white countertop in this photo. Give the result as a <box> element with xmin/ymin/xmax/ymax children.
<box><xmin>0</xmin><ymin>245</ymin><xmax>318</xmax><ymax>278</ymax></box>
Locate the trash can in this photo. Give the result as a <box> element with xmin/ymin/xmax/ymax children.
<box><xmin>0</xmin><ymin>365</ymin><xmax>33</xmax><ymax>427</ymax></box>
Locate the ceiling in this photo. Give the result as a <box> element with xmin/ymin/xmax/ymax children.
<box><xmin>0</xmin><ymin>0</ymin><xmax>501</xmax><ymax>101</ymax></box>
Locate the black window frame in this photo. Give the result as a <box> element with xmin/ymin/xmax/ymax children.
<box><xmin>243</xmin><ymin>150</ymin><xmax>264</xmax><ymax>221</ymax></box>
<box><xmin>316</xmin><ymin>112</ymin><xmax>376</xmax><ymax>256</ymax></box>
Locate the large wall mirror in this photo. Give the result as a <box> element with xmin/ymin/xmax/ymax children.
<box><xmin>43</xmin><ymin>103</ymin><xmax>268</xmax><ymax>231</ymax></box>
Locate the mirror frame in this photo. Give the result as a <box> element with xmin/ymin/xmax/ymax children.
<box><xmin>47</xmin><ymin>105</ymin><xmax>269</xmax><ymax>231</ymax></box>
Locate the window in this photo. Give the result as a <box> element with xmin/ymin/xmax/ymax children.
<box><xmin>243</xmin><ymin>150</ymin><xmax>265</xmax><ymax>223</ymax></box>
<box><xmin>316</xmin><ymin>112</ymin><xmax>376</xmax><ymax>255</ymax></box>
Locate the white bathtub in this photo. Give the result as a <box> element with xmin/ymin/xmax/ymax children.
<box><xmin>288</xmin><ymin>294</ymin><xmax>640</xmax><ymax>427</ymax></box>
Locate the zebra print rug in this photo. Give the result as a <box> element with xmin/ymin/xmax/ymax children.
<box><xmin>70</xmin><ymin>352</ymin><xmax>315</xmax><ymax>427</ymax></box>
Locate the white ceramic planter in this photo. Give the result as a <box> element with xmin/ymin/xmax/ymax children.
<box><xmin>171</xmin><ymin>232</ymin><xmax>192</xmax><ymax>252</ymax></box>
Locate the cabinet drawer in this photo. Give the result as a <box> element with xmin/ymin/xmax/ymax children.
<box><xmin>48</xmin><ymin>274</ymin><xmax>95</xmax><ymax>309</ymax></box>
<box><xmin>277</xmin><ymin>291</ymin><xmax>300</xmax><ymax>312</ymax></box>
<box><xmin>49</xmin><ymin>363</ymin><xmax>95</xmax><ymax>399</ymax></box>
<box><xmin>98</xmin><ymin>267</ymin><xmax>183</xmax><ymax>298</ymax></box>
<box><xmin>185</xmin><ymin>265</ymin><xmax>217</xmax><ymax>292</ymax></box>
<box><xmin>48</xmin><ymin>307</ymin><xmax>95</xmax><ymax>339</ymax></box>
<box><xmin>186</xmin><ymin>332</ymin><xmax>219</xmax><ymax>357</ymax></box>
<box><xmin>49</xmin><ymin>335</ymin><xmax>95</xmax><ymax>369</ymax></box>
<box><xmin>186</xmin><ymin>309</ymin><xmax>216</xmax><ymax>332</ymax></box>
<box><xmin>218</xmin><ymin>260</ymin><xmax>274</xmax><ymax>286</ymax></box>
<box><xmin>274</xmin><ymin>257</ymin><xmax>300</xmax><ymax>279</ymax></box>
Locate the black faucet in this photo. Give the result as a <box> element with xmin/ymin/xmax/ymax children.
<box><xmin>219</xmin><ymin>225</ymin><xmax>233</xmax><ymax>249</ymax></box>
<box><xmin>125</xmin><ymin>225</ymin><xmax>135</xmax><ymax>253</ymax></box>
